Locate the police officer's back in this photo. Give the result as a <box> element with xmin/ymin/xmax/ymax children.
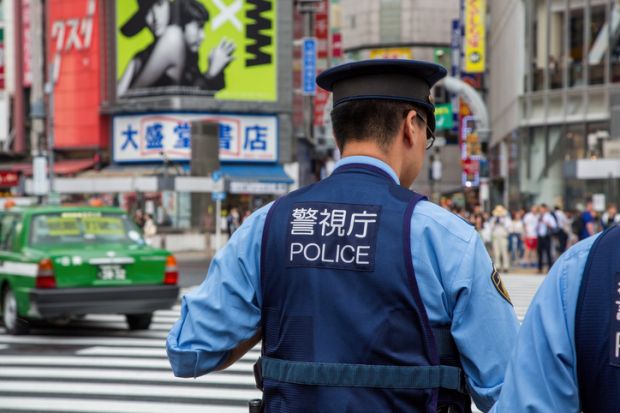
<box><xmin>167</xmin><ymin>60</ymin><xmax>519</xmax><ymax>413</ymax></box>
<box><xmin>490</xmin><ymin>225</ymin><xmax>620</xmax><ymax>412</ymax></box>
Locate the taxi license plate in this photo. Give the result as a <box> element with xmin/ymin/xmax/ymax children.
<box><xmin>97</xmin><ymin>265</ymin><xmax>126</xmax><ymax>281</ymax></box>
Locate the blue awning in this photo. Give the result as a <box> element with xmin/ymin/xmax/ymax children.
<box><xmin>220</xmin><ymin>163</ymin><xmax>294</xmax><ymax>184</ymax></box>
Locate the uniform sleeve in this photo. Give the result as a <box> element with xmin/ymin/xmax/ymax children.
<box><xmin>166</xmin><ymin>204</ymin><xmax>271</xmax><ymax>378</ymax></box>
<box><xmin>449</xmin><ymin>233</ymin><xmax>519</xmax><ymax>412</ymax></box>
<box><xmin>489</xmin><ymin>248</ymin><xmax>585</xmax><ymax>413</ymax></box>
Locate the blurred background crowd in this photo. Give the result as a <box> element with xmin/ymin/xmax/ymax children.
<box><xmin>439</xmin><ymin>198</ymin><xmax>617</xmax><ymax>273</ymax></box>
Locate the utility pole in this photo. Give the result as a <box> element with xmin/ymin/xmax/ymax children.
<box><xmin>44</xmin><ymin>63</ymin><xmax>57</xmax><ymax>204</ymax></box>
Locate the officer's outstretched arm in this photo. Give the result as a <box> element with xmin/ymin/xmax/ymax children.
<box><xmin>216</xmin><ymin>328</ymin><xmax>262</xmax><ymax>371</ymax></box>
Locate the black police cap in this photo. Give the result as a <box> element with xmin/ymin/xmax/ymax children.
<box><xmin>316</xmin><ymin>59</ymin><xmax>447</xmax><ymax>132</ymax></box>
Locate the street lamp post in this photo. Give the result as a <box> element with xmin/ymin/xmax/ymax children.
<box><xmin>44</xmin><ymin>63</ymin><xmax>57</xmax><ymax>204</ymax></box>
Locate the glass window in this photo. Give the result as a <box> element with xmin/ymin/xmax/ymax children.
<box><xmin>0</xmin><ymin>214</ymin><xmax>18</xmax><ymax>252</ymax></box>
<box><xmin>380</xmin><ymin>0</ymin><xmax>401</xmax><ymax>44</ymax></box>
<box><xmin>532</xmin><ymin>0</ymin><xmax>545</xmax><ymax>91</ymax></box>
<box><xmin>586</xmin><ymin>121</ymin><xmax>610</xmax><ymax>158</ymax></box>
<box><xmin>565</xmin><ymin>123</ymin><xmax>586</xmax><ymax>160</ymax></box>
<box><xmin>29</xmin><ymin>212</ymin><xmax>145</xmax><ymax>247</ymax></box>
<box><xmin>611</xmin><ymin>0</ymin><xmax>620</xmax><ymax>82</ymax></box>
<box><xmin>549</xmin><ymin>9</ymin><xmax>566</xmax><ymax>89</ymax></box>
<box><xmin>588</xmin><ymin>5</ymin><xmax>606</xmax><ymax>84</ymax></box>
<box><xmin>569</xmin><ymin>7</ymin><xmax>585</xmax><ymax>86</ymax></box>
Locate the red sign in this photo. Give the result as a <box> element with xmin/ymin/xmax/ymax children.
<box><xmin>314</xmin><ymin>87</ymin><xmax>330</xmax><ymax>126</ymax></box>
<box><xmin>22</xmin><ymin>0</ymin><xmax>33</xmax><ymax>86</ymax></box>
<box><xmin>48</xmin><ymin>0</ymin><xmax>106</xmax><ymax>149</ymax></box>
<box><xmin>0</xmin><ymin>171</ymin><xmax>20</xmax><ymax>187</ymax></box>
<box><xmin>315</xmin><ymin>0</ymin><xmax>329</xmax><ymax>60</ymax></box>
<box><xmin>332</xmin><ymin>32</ymin><xmax>343</xmax><ymax>58</ymax></box>
<box><xmin>0</xmin><ymin>32</ymin><xmax>4</xmax><ymax>90</ymax></box>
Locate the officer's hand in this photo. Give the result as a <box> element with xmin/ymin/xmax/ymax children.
<box><xmin>216</xmin><ymin>328</ymin><xmax>262</xmax><ymax>371</ymax></box>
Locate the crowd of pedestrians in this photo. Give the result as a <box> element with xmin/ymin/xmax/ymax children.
<box><xmin>439</xmin><ymin>198</ymin><xmax>618</xmax><ymax>273</ymax></box>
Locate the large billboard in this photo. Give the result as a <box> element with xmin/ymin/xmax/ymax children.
<box><xmin>113</xmin><ymin>112</ymin><xmax>278</xmax><ymax>163</ymax></box>
<box><xmin>116</xmin><ymin>0</ymin><xmax>277</xmax><ymax>101</ymax></box>
<box><xmin>48</xmin><ymin>0</ymin><xmax>106</xmax><ymax>148</ymax></box>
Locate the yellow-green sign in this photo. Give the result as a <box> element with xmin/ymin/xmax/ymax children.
<box><xmin>116</xmin><ymin>0</ymin><xmax>277</xmax><ymax>101</ymax></box>
<box><xmin>434</xmin><ymin>103</ymin><xmax>453</xmax><ymax>130</ymax></box>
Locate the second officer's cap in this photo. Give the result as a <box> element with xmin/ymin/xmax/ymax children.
<box><xmin>316</xmin><ymin>59</ymin><xmax>447</xmax><ymax>132</ymax></box>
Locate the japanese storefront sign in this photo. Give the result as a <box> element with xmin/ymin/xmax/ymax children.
<box><xmin>48</xmin><ymin>0</ymin><xmax>105</xmax><ymax>148</ymax></box>
<box><xmin>22</xmin><ymin>0</ymin><xmax>33</xmax><ymax>86</ymax></box>
<box><xmin>369</xmin><ymin>48</ymin><xmax>412</xmax><ymax>60</ymax></box>
<box><xmin>113</xmin><ymin>113</ymin><xmax>278</xmax><ymax>163</ymax></box>
<box><xmin>116</xmin><ymin>0</ymin><xmax>277</xmax><ymax>101</ymax></box>
<box><xmin>0</xmin><ymin>171</ymin><xmax>20</xmax><ymax>187</ymax></box>
<box><xmin>302</xmin><ymin>37</ymin><xmax>317</xmax><ymax>95</ymax></box>
<box><xmin>463</xmin><ymin>0</ymin><xmax>486</xmax><ymax>73</ymax></box>
<box><xmin>434</xmin><ymin>103</ymin><xmax>454</xmax><ymax>131</ymax></box>
<box><xmin>287</xmin><ymin>202</ymin><xmax>381</xmax><ymax>271</ymax></box>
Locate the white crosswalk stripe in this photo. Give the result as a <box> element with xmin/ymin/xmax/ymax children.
<box><xmin>0</xmin><ymin>276</ymin><xmax>542</xmax><ymax>413</ymax></box>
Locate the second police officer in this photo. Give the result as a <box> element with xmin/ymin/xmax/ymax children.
<box><xmin>490</xmin><ymin>224</ymin><xmax>620</xmax><ymax>412</ymax></box>
<box><xmin>166</xmin><ymin>59</ymin><xmax>519</xmax><ymax>412</ymax></box>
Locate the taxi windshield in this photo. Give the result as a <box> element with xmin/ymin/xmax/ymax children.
<box><xmin>29</xmin><ymin>212</ymin><xmax>145</xmax><ymax>247</ymax></box>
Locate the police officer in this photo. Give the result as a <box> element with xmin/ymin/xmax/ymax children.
<box><xmin>490</xmin><ymin>225</ymin><xmax>620</xmax><ymax>412</ymax></box>
<box><xmin>167</xmin><ymin>60</ymin><xmax>519</xmax><ymax>413</ymax></box>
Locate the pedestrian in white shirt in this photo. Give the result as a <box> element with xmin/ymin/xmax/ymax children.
<box><xmin>522</xmin><ymin>205</ymin><xmax>539</xmax><ymax>268</ymax></box>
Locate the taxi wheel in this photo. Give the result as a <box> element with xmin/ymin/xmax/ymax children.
<box><xmin>126</xmin><ymin>313</ymin><xmax>152</xmax><ymax>330</ymax></box>
<box><xmin>2</xmin><ymin>287</ymin><xmax>30</xmax><ymax>335</ymax></box>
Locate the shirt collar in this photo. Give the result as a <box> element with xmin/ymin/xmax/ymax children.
<box><xmin>334</xmin><ymin>156</ymin><xmax>400</xmax><ymax>185</ymax></box>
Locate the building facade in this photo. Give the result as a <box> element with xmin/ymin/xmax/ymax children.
<box><xmin>490</xmin><ymin>0</ymin><xmax>620</xmax><ymax>211</ymax></box>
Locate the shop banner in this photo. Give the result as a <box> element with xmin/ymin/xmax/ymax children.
<box><xmin>0</xmin><ymin>171</ymin><xmax>20</xmax><ymax>187</ymax></box>
<box><xmin>463</xmin><ymin>0</ymin><xmax>485</xmax><ymax>73</ymax></box>
<box><xmin>23</xmin><ymin>0</ymin><xmax>33</xmax><ymax>86</ymax></box>
<box><xmin>113</xmin><ymin>113</ymin><xmax>278</xmax><ymax>163</ymax></box>
<box><xmin>369</xmin><ymin>48</ymin><xmax>412</xmax><ymax>60</ymax></box>
<box><xmin>116</xmin><ymin>0</ymin><xmax>277</xmax><ymax>101</ymax></box>
<box><xmin>48</xmin><ymin>0</ymin><xmax>105</xmax><ymax>148</ymax></box>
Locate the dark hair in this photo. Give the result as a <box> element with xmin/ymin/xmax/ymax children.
<box><xmin>330</xmin><ymin>99</ymin><xmax>426</xmax><ymax>151</ymax></box>
<box><xmin>179</xmin><ymin>0</ymin><xmax>210</xmax><ymax>26</ymax></box>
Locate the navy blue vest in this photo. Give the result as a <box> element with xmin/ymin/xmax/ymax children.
<box><xmin>259</xmin><ymin>164</ymin><xmax>468</xmax><ymax>413</ymax></box>
<box><xmin>576</xmin><ymin>225</ymin><xmax>620</xmax><ymax>412</ymax></box>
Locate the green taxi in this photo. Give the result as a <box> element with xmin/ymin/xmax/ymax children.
<box><xmin>0</xmin><ymin>205</ymin><xmax>179</xmax><ymax>335</ymax></box>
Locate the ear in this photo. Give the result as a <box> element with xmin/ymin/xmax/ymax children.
<box><xmin>403</xmin><ymin>109</ymin><xmax>418</xmax><ymax>148</ymax></box>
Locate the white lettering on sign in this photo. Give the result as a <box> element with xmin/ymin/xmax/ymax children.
<box><xmin>287</xmin><ymin>203</ymin><xmax>381</xmax><ymax>271</ymax></box>
<box><xmin>616</xmin><ymin>332</ymin><xmax>620</xmax><ymax>359</ymax></box>
<box><xmin>291</xmin><ymin>208</ymin><xmax>319</xmax><ymax>235</ymax></box>
<box><xmin>319</xmin><ymin>208</ymin><xmax>347</xmax><ymax>236</ymax></box>
<box><xmin>289</xmin><ymin>242</ymin><xmax>375</xmax><ymax>266</ymax></box>
<box><xmin>50</xmin><ymin>0</ymin><xmax>96</xmax><ymax>83</ymax></box>
<box><xmin>348</xmin><ymin>211</ymin><xmax>378</xmax><ymax>238</ymax></box>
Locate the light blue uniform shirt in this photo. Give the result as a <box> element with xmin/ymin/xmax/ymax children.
<box><xmin>167</xmin><ymin>156</ymin><xmax>519</xmax><ymax>412</ymax></box>
<box><xmin>490</xmin><ymin>235</ymin><xmax>599</xmax><ymax>413</ymax></box>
